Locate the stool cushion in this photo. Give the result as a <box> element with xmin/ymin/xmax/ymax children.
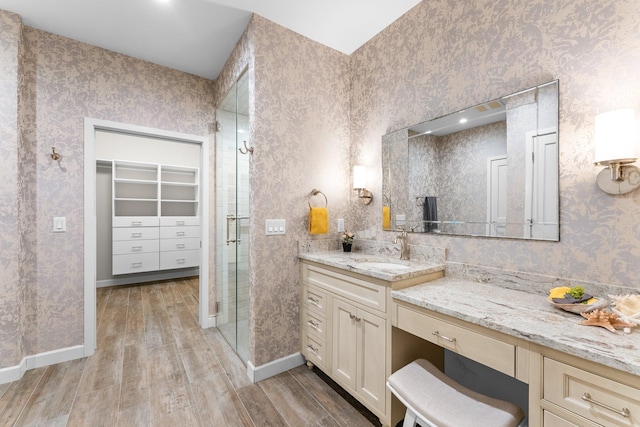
<box><xmin>388</xmin><ymin>359</ymin><xmax>524</xmax><ymax>427</ymax></box>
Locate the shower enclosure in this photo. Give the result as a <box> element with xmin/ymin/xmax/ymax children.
<box><xmin>215</xmin><ymin>71</ymin><xmax>250</xmax><ymax>362</ymax></box>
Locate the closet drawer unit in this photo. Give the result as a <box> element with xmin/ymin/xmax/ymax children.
<box><xmin>160</xmin><ymin>237</ymin><xmax>200</xmax><ymax>252</ymax></box>
<box><xmin>160</xmin><ymin>216</ymin><xmax>199</xmax><ymax>227</ymax></box>
<box><xmin>160</xmin><ymin>226</ymin><xmax>200</xmax><ymax>239</ymax></box>
<box><xmin>112</xmin><ymin>216</ymin><xmax>159</xmax><ymax>228</ymax></box>
<box><xmin>303</xmin><ymin>264</ymin><xmax>385</xmax><ymax>313</ymax></box>
<box><xmin>302</xmin><ymin>308</ymin><xmax>327</xmax><ymax>341</ymax></box>
<box><xmin>395</xmin><ymin>303</ymin><xmax>515</xmax><ymax>377</ymax></box>
<box><xmin>543</xmin><ymin>357</ymin><xmax>640</xmax><ymax>425</ymax></box>
<box><xmin>302</xmin><ymin>332</ymin><xmax>326</xmax><ymax>369</ymax></box>
<box><xmin>113</xmin><ymin>227</ymin><xmax>160</xmax><ymax>241</ymax></box>
<box><xmin>303</xmin><ymin>285</ymin><xmax>328</xmax><ymax>316</ymax></box>
<box><xmin>160</xmin><ymin>249</ymin><xmax>200</xmax><ymax>270</ymax></box>
<box><xmin>113</xmin><ymin>239</ymin><xmax>159</xmax><ymax>255</ymax></box>
<box><xmin>113</xmin><ymin>253</ymin><xmax>160</xmax><ymax>275</ymax></box>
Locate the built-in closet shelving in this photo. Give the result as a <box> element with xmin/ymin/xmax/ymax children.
<box><xmin>111</xmin><ymin>160</ymin><xmax>200</xmax><ymax>275</ymax></box>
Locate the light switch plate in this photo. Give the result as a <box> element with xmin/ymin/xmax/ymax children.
<box><xmin>337</xmin><ymin>218</ymin><xmax>345</xmax><ymax>232</ymax></box>
<box><xmin>53</xmin><ymin>216</ymin><xmax>66</xmax><ymax>232</ymax></box>
<box><xmin>396</xmin><ymin>214</ymin><xmax>406</xmax><ymax>226</ymax></box>
<box><xmin>265</xmin><ymin>219</ymin><xmax>286</xmax><ymax>235</ymax></box>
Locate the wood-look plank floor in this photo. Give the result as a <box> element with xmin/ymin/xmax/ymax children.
<box><xmin>0</xmin><ymin>278</ymin><xmax>375</xmax><ymax>427</ymax></box>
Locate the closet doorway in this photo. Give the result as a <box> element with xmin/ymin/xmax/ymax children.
<box><xmin>215</xmin><ymin>70</ymin><xmax>250</xmax><ymax>363</ymax></box>
<box><xmin>84</xmin><ymin>119</ymin><xmax>210</xmax><ymax>355</ymax></box>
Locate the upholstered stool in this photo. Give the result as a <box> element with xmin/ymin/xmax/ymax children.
<box><xmin>387</xmin><ymin>359</ymin><xmax>526</xmax><ymax>427</ymax></box>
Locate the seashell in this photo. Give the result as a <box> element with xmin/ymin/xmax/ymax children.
<box><xmin>580</xmin><ymin>309</ymin><xmax>634</xmax><ymax>333</ymax></box>
<box><xmin>609</xmin><ymin>294</ymin><xmax>640</xmax><ymax>316</ymax></box>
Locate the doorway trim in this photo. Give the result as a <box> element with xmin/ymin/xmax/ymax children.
<box><xmin>83</xmin><ymin>118</ymin><xmax>210</xmax><ymax>356</ymax></box>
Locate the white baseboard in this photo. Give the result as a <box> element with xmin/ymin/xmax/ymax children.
<box><xmin>203</xmin><ymin>315</ymin><xmax>217</xmax><ymax>328</ymax></box>
<box><xmin>96</xmin><ymin>268</ymin><xmax>199</xmax><ymax>288</ymax></box>
<box><xmin>0</xmin><ymin>345</ymin><xmax>85</xmax><ymax>385</ymax></box>
<box><xmin>247</xmin><ymin>352</ymin><xmax>305</xmax><ymax>383</ymax></box>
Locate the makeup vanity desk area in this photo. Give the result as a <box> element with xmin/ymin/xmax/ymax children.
<box><xmin>298</xmin><ymin>253</ymin><xmax>640</xmax><ymax>427</ymax></box>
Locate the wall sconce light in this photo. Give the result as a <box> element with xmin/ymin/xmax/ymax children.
<box><xmin>353</xmin><ymin>165</ymin><xmax>372</xmax><ymax>205</ymax></box>
<box><xmin>594</xmin><ymin>109</ymin><xmax>640</xmax><ymax>194</ymax></box>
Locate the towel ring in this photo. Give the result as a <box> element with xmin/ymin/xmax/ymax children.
<box><xmin>308</xmin><ymin>189</ymin><xmax>328</xmax><ymax>208</ymax></box>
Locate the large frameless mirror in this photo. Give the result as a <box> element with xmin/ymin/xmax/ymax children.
<box><xmin>382</xmin><ymin>80</ymin><xmax>559</xmax><ymax>241</ymax></box>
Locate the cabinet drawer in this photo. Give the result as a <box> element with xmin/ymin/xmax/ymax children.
<box><xmin>544</xmin><ymin>357</ymin><xmax>640</xmax><ymax>425</ymax></box>
<box><xmin>160</xmin><ymin>226</ymin><xmax>200</xmax><ymax>239</ymax></box>
<box><xmin>160</xmin><ymin>237</ymin><xmax>200</xmax><ymax>252</ymax></box>
<box><xmin>302</xmin><ymin>308</ymin><xmax>326</xmax><ymax>341</ymax></box>
<box><xmin>113</xmin><ymin>252</ymin><xmax>159</xmax><ymax>275</ymax></box>
<box><xmin>113</xmin><ymin>227</ymin><xmax>159</xmax><ymax>241</ymax></box>
<box><xmin>113</xmin><ymin>239</ymin><xmax>159</xmax><ymax>255</ymax></box>
<box><xmin>160</xmin><ymin>249</ymin><xmax>200</xmax><ymax>270</ymax></box>
<box><xmin>543</xmin><ymin>410</ymin><xmax>583</xmax><ymax>427</ymax></box>
<box><xmin>303</xmin><ymin>286</ymin><xmax>327</xmax><ymax>316</ymax></box>
<box><xmin>160</xmin><ymin>216</ymin><xmax>199</xmax><ymax>227</ymax></box>
<box><xmin>112</xmin><ymin>216</ymin><xmax>159</xmax><ymax>227</ymax></box>
<box><xmin>302</xmin><ymin>333</ymin><xmax>326</xmax><ymax>369</ymax></box>
<box><xmin>395</xmin><ymin>304</ymin><xmax>515</xmax><ymax>377</ymax></box>
<box><xmin>304</xmin><ymin>264</ymin><xmax>385</xmax><ymax>312</ymax></box>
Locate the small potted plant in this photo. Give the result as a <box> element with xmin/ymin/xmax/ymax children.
<box><xmin>341</xmin><ymin>231</ymin><xmax>354</xmax><ymax>252</ymax></box>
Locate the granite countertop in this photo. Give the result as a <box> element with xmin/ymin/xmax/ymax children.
<box><xmin>298</xmin><ymin>250</ymin><xmax>445</xmax><ymax>282</ymax></box>
<box><xmin>391</xmin><ymin>278</ymin><xmax>640</xmax><ymax>377</ymax></box>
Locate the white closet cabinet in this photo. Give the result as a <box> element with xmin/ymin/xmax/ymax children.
<box><xmin>112</xmin><ymin>160</ymin><xmax>200</xmax><ymax>275</ymax></box>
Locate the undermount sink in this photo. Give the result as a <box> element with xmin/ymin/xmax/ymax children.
<box><xmin>355</xmin><ymin>262</ymin><xmax>413</xmax><ymax>271</ymax></box>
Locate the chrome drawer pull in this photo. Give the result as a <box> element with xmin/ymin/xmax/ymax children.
<box><xmin>132</xmin><ymin>246</ymin><xmax>142</xmax><ymax>252</ymax></box>
<box><xmin>177</xmin><ymin>232</ymin><xmax>186</xmax><ymax>236</ymax></box>
<box><xmin>307</xmin><ymin>344</ymin><xmax>318</xmax><ymax>354</ymax></box>
<box><xmin>307</xmin><ymin>320</ymin><xmax>319</xmax><ymax>329</ymax></box>
<box><xmin>131</xmin><ymin>221</ymin><xmax>142</xmax><ymax>226</ymax></box>
<box><xmin>432</xmin><ymin>331</ymin><xmax>456</xmax><ymax>343</ymax></box>
<box><xmin>177</xmin><ymin>221</ymin><xmax>185</xmax><ymax>225</ymax></box>
<box><xmin>581</xmin><ymin>393</ymin><xmax>630</xmax><ymax>418</ymax></box>
<box><xmin>131</xmin><ymin>262</ymin><xmax>142</xmax><ymax>268</ymax></box>
<box><xmin>307</xmin><ymin>297</ymin><xmax>320</xmax><ymax>305</ymax></box>
<box><xmin>176</xmin><ymin>258</ymin><xmax>186</xmax><ymax>264</ymax></box>
<box><xmin>177</xmin><ymin>244</ymin><xmax>185</xmax><ymax>249</ymax></box>
<box><xmin>131</xmin><ymin>233</ymin><xmax>142</xmax><ymax>238</ymax></box>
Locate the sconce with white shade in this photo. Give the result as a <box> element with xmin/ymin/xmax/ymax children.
<box><xmin>594</xmin><ymin>109</ymin><xmax>640</xmax><ymax>194</ymax></box>
<box><xmin>353</xmin><ymin>165</ymin><xmax>373</xmax><ymax>205</ymax></box>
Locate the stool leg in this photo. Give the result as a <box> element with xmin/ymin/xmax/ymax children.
<box><xmin>402</xmin><ymin>408</ymin><xmax>418</xmax><ymax>427</ymax></box>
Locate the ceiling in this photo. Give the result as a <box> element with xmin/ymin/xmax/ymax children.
<box><xmin>0</xmin><ymin>0</ymin><xmax>421</xmax><ymax>79</ymax></box>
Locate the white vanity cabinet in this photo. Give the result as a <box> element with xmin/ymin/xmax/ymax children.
<box><xmin>530</xmin><ymin>346</ymin><xmax>640</xmax><ymax>427</ymax></box>
<box><xmin>112</xmin><ymin>160</ymin><xmax>200</xmax><ymax>275</ymax></box>
<box><xmin>300</xmin><ymin>260</ymin><xmax>443</xmax><ymax>426</ymax></box>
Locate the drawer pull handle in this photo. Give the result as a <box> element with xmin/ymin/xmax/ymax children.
<box><xmin>132</xmin><ymin>246</ymin><xmax>142</xmax><ymax>252</ymax></box>
<box><xmin>307</xmin><ymin>344</ymin><xmax>318</xmax><ymax>354</ymax></box>
<box><xmin>348</xmin><ymin>313</ymin><xmax>361</xmax><ymax>322</ymax></box>
<box><xmin>307</xmin><ymin>320</ymin><xmax>319</xmax><ymax>329</ymax></box>
<box><xmin>176</xmin><ymin>258</ymin><xmax>186</xmax><ymax>264</ymax></box>
<box><xmin>131</xmin><ymin>262</ymin><xmax>142</xmax><ymax>268</ymax></box>
<box><xmin>131</xmin><ymin>221</ymin><xmax>142</xmax><ymax>226</ymax></box>
<box><xmin>581</xmin><ymin>393</ymin><xmax>630</xmax><ymax>418</ymax></box>
<box><xmin>177</xmin><ymin>244</ymin><xmax>185</xmax><ymax>249</ymax></box>
<box><xmin>432</xmin><ymin>331</ymin><xmax>456</xmax><ymax>343</ymax></box>
<box><xmin>177</xmin><ymin>221</ymin><xmax>185</xmax><ymax>225</ymax></box>
<box><xmin>177</xmin><ymin>232</ymin><xmax>186</xmax><ymax>236</ymax></box>
<box><xmin>307</xmin><ymin>297</ymin><xmax>320</xmax><ymax>305</ymax></box>
<box><xmin>132</xmin><ymin>233</ymin><xmax>143</xmax><ymax>238</ymax></box>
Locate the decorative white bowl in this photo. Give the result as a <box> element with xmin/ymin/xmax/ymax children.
<box><xmin>548</xmin><ymin>298</ymin><xmax>608</xmax><ymax>314</ymax></box>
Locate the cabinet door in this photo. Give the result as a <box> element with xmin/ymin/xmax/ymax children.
<box><xmin>332</xmin><ymin>299</ymin><xmax>357</xmax><ymax>390</ymax></box>
<box><xmin>357</xmin><ymin>308</ymin><xmax>386</xmax><ymax>413</ymax></box>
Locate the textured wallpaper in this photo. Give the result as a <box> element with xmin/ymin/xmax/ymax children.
<box><xmin>350</xmin><ymin>0</ymin><xmax>640</xmax><ymax>286</ymax></box>
<box><xmin>0</xmin><ymin>10</ymin><xmax>24</xmax><ymax>368</ymax></box>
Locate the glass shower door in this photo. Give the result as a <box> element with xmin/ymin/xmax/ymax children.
<box><xmin>215</xmin><ymin>71</ymin><xmax>250</xmax><ymax>362</ymax></box>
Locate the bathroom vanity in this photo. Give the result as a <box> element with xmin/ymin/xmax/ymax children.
<box><xmin>299</xmin><ymin>250</ymin><xmax>640</xmax><ymax>427</ymax></box>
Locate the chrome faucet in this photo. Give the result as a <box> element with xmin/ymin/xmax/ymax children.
<box><xmin>393</xmin><ymin>229</ymin><xmax>410</xmax><ymax>260</ymax></box>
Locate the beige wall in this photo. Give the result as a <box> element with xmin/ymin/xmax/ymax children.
<box><xmin>350</xmin><ymin>0</ymin><xmax>640</xmax><ymax>286</ymax></box>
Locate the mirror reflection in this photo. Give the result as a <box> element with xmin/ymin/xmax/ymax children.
<box><xmin>382</xmin><ymin>80</ymin><xmax>559</xmax><ymax>241</ymax></box>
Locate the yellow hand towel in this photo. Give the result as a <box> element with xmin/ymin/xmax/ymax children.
<box><xmin>382</xmin><ymin>206</ymin><xmax>391</xmax><ymax>229</ymax></box>
<box><xmin>309</xmin><ymin>207</ymin><xmax>328</xmax><ymax>234</ymax></box>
